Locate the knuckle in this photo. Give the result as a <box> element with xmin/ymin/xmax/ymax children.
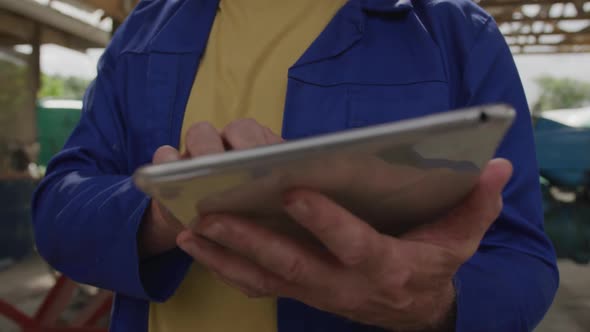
<box><xmin>226</xmin><ymin>118</ymin><xmax>258</xmax><ymax>133</ymax></box>
<box><xmin>314</xmin><ymin>217</ymin><xmax>336</xmax><ymax>236</ymax></box>
<box><xmin>313</xmin><ymin>208</ymin><xmax>343</xmax><ymax>236</ymax></box>
<box><xmin>188</xmin><ymin>122</ymin><xmax>216</xmax><ymax>136</ymax></box>
<box><xmin>223</xmin><ymin>119</ymin><xmax>266</xmax><ymax>146</ymax></box>
<box><xmin>256</xmin><ymin>275</ymin><xmax>277</xmax><ymax>296</ymax></box>
<box><xmin>240</xmin><ymin>118</ymin><xmax>259</xmax><ymax>126</ymax></box>
<box><xmin>340</xmin><ymin>247</ymin><xmax>369</xmax><ymax>267</ymax></box>
<box><xmin>186</xmin><ymin>123</ymin><xmax>218</xmax><ymax>149</ymax></box>
<box><xmin>339</xmin><ymin>236</ymin><xmax>371</xmax><ymax>267</ymax></box>
<box><xmin>262</xmin><ymin>238</ymin><xmax>307</xmax><ymax>283</ymax></box>
<box><xmin>222</xmin><ymin>123</ymin><xmax>238</xmax><ymax>138</ymax></box>
<box><xmin>386</xmin><ymin>267</ymin><xmax>412</xmax><ymax>290</ymax></box>
<box><xmin>224</xmin><ymin>119</ymin><xmax>241</xmax><ymax>132</ymax></box>
<box><xmin>335</xmin><ymin>292</ymin><xmax>363</xmax><ymax>314</ymax></box>
<box><xmin>282</xmin><ymin>256</ymin><xmax>307</xmax><ymax>283</ymax></box>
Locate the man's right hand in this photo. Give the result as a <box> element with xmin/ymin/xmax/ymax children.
<box><xmin>138</xmin><ymin>120</ymin><xmax>282</xmax><ymax>258</ymax></box>
<box><xmin>138</xmin><ymin>145</ymin><xmax>184</xmax><ymax>258</ymax></box>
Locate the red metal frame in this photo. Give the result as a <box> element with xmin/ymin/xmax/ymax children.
<box><xmin>0</xmin><ymin>275</ymin><xmax>112</xmax><ymax>332</ymax></box>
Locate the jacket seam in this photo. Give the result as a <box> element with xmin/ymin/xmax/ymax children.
<box><xmin>288</xmin><ymin>76</ymin><xmax>448</xmax><ymax>88</ymax></box>
<box><xmin>465</xmin><ymin>15</ymin><xmax>494</xmax><ymax>59</ymax></box>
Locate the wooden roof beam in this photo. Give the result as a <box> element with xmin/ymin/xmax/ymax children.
<box><xmin>75</xmin><ymin>0</ymin><xmax>138</xmax><ymax>22</ymax></box>
<box><xmin>0</xmin><ymin>0</ymin><xmax>109</xmax><ymax>48</ymax></box>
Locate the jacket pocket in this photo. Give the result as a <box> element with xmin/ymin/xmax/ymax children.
<box><xmin>346</xmin><ymin>81</ymin><xmax>450</xmax><ymax>128</ymax></box>
<box><xmin>282</xmin><ymin>79</ymin><xmax>451</xmax><ymax>139</ymax></box>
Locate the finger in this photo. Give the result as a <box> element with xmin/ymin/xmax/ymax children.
<box><xmin>177</xmin><ymin>230</ymin><xmax>286</xmax><ymax>297</ymax></box>
<box><xmin>194</xmin><ymin>214</ymin><xmax>328</xmax><ymax>286</ymax></box>
<box><xmin>211</xmin><ymin>270</ymin><xmax>269</xmax><ymax>298</ymax></box>
<box><xmin>185</xmin><ymin>122</ymin><xmax>225</xmax><ymax>157</ymax></box>
<box><xmin>222</xmin><ymin>119</ymin><xmax>283</xmax><ymax>150</ymax></box>
<box><xmin>151</xmin><ymin>197</ymin><xmax>180</xmax><ymax>225</ymax></box>
<box><xmin>283</xmin><ymin>190</ymin><xmax>391</xmax><ymax>270</ymax></box>
<box><xmin>404</xmin><ymin>159</ymin><xmax>513</xmax><ymax>257</ymax></box>
<box><xmin>263</xmin><ymin>126</ymin><xmax>284</xmax><ymax>144</ymax></box>
<box><xmin>152</xmin><ymin>145</ymin><xmax>181</xmax><ymax>164</ymax></box>
<box><xmin>442</xmin><ymin>158</ymin><xmax>512</xmax><ymax>235</ymax></box>
<box><xmin>150</xmin><ymin>146</ymin><xmax>182</xmax><ymax>223</ymax></box>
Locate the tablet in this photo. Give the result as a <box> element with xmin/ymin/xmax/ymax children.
<box><xmin>133</xmin><ymin>104</ymin><xmax>515</xmax><ymax>242</ymax></box>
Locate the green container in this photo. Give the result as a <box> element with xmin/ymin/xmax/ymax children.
<box><xmin>36</xmin><ymin>99</ymin><xmax>82</xmax><ymax>166</ymax></box>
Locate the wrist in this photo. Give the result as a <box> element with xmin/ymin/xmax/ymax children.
<box><xmin>383</xmin><ymin>281</ymin><xmax>456</xmax><ymax>332</ymax></box>
<box><xmin>427</xmin><ymin>281</ymin><xmax>457</xmax><ymax>332</ymax></box>
<box><xmin>412</xmin><ymin>281</ymin><xmax>457</xmax><ymax>332</ymax></box>
<box><xmin>423</xmin><ymin>286</ymin><xmax>456</xmax><ymax>332</ymax></box>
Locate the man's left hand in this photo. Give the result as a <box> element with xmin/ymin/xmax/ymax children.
<box><xmin>176</xmin><ymin>119</ymin><xmax>512</xmax><ymax>331</ymax></box>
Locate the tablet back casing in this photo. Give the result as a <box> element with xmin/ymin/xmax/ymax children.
<box><xmin>134</xmin><ymin>105</ymin><xmax>515</xmax><ymax>242</ymax></box>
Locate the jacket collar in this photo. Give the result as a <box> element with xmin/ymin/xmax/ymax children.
<box><xmin>290</xmin><ymin>0</ymin><xmax>413</xmax><ymax>68</ymax></box>
<box><xmin>149</xmin><ymin>0</ymin><xmax>220</xmax><ymax>53</ymax></box>
<box><xmin>360</xmin><ymin>0</ymin><xmax>414</xmax><ymax>13</ymax></box>
<box><xmin>148</xmin><ymin>0</ymin><xmax>413</xmax><ymax>53</ymax></box>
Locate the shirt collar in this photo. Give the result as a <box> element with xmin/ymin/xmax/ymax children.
<box><xmin>148</xmin><ymin>0</ymin><xmax>413</xmax><ymax>53</ymax></box>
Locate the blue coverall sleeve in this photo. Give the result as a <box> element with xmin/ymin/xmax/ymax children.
<box><xmin>453</xmin><ymin>19</ymin><xmax>559</xmax><ymax>332</ymax></box>
<box><xmin>31</xmin><ymin>36</ymin><xmax>191</xmax><ymax>303</ymax></box>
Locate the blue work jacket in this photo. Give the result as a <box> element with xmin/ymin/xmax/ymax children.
<box><xmin>32</xmin><ymin>0</ymin><xmax>559</xmax><ymax>331</ymax></box>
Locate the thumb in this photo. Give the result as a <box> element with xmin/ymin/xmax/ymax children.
<box><xmin>443</xmin><ymin>158</ymin><xmax>513</xmax><ymax>235</ymax></box>
<box><xmin>477</xmin><ymin>158</ymin><xmax>513</xmax><ymax>200</ymax></box>
<box><xmin>403</xmin><ymin>159</ymin><xmax>513</xmax><ymax>257</ymax></box>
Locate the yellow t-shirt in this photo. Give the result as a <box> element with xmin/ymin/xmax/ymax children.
<box><xmin>148</xmin><ymin>1</ymin><xmax>347</xmax><ymax>331</ymax></box>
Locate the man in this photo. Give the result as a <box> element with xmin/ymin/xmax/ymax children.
<box><xmin>32</xmin><ymin>0</ymin><xmax>558</xmax><ymax>331</ymax></box>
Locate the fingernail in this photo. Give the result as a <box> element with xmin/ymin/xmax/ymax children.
<box><xmin>201</xmin><ymin>221</ymin><xmax>225</xmax><ymax>239</ymax></box>
<box><xmin>178</xmin><ymin>240</ymin><xmax>199</xmax><ymax>256</ymax></box>
<box><xmin>284</xmin><ymin>197</ymin><xmax>310</xmax><ymax>219</ymax></box>
<box><xmin>176</xmin><ymin>230</ymin><xmax>193</xmax><ymax>245</ymax></box>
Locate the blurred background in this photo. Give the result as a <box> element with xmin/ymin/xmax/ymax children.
<box><xmin>0</xmin><ymin>0</ymin><xmax>589</xmax><ymax>331</ymax></box>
